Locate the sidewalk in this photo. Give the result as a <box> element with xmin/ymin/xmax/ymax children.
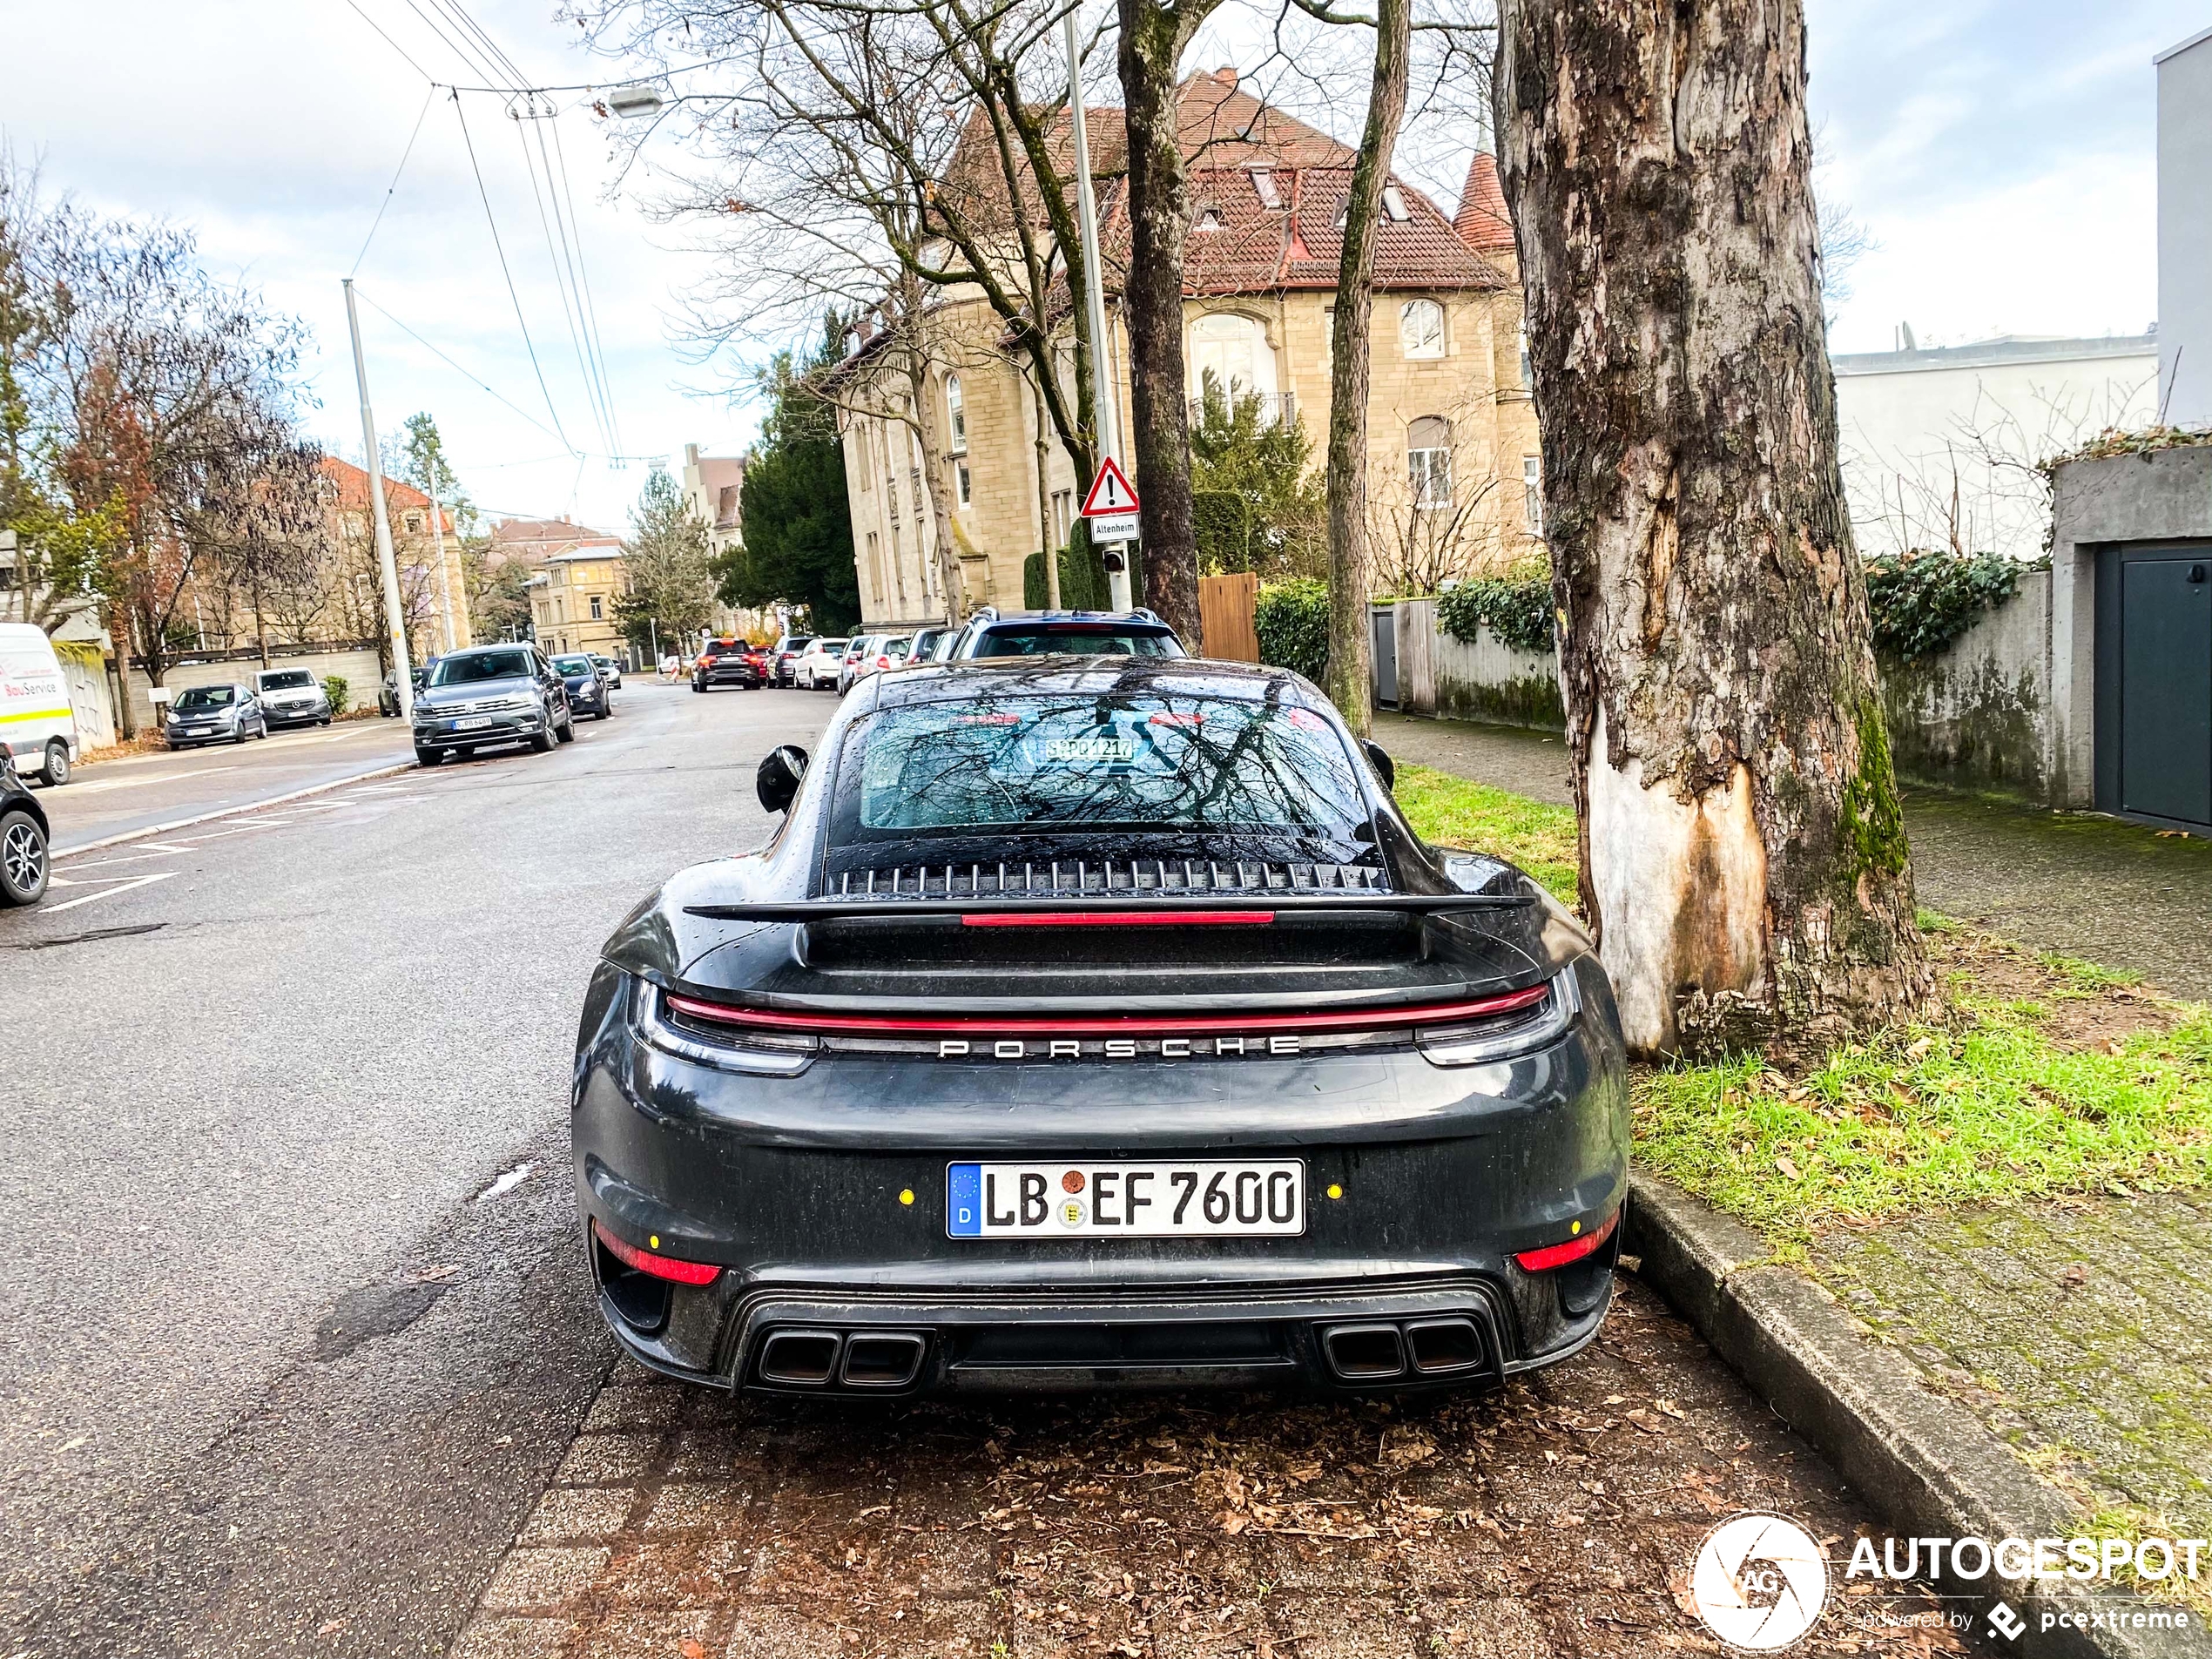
<box><xmin>1371</xmin><ymin>712</ymin><xmax>2212</xmax><ymax>1001</ymax></box>
<box><xmin>1377</xmin><ymin>711</ymin><xmax>2212</xmax><ymax>1615</ymax></box>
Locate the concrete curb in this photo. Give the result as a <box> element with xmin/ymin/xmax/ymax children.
<box><xmin>1625</xmin><ymin>1173</ymin><xmax>2203</xmax><ymax>1659</ymax></box>
<box><xmin>52</xmin><ymin>759</ymin><xmax>418</xmax><ymax>859</ymax></box>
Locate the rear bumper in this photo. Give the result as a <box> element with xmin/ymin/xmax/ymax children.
<box><xmin>571</xmin><ymin>957</ymin><xmax>1630</xmax><ymax>1398</ymax></box>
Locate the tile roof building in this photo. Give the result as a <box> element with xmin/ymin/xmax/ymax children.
<box><xmin>835</xmin><ymin>70</ymin><xmax>1544</xmax><ymax>633</ymax></box>
<box><xmin>320</xmin><ymin>456</ymin><xmax>475</xmax><ymax>657</ymax></box>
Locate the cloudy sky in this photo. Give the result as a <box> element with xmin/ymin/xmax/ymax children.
<box><xmin>1</xmin><ymin>0</ymin><xmax>2196</xmax><ymax>530</ymax></box>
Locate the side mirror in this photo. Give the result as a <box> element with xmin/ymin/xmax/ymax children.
<box><xmin>1361</xmin><ymin>738</ymin><xmax>1395</xmax><ymax>792</ymax></box>
<box><xmin>756</xmin><ymin>744</ymin><xmax>809</xmax><ymax>815</ymax></box>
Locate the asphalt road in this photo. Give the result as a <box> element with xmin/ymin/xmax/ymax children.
<box><xmin>2</xmin><ymin>682</ymin><xmax>1973</xmax><ymax>1658</ymax></box>
<box><xmin>38</xmin><ymin>718</ymin><xmax>417</xmax><ymax>854</ymax></box>
<box><xmin>0</xmin><ymin>678</ymin><xmax>835</xmax><ymax>1656</ymax></box>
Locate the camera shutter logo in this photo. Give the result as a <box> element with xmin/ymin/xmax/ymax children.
<box><xmin>1689</xmin><ymin>1513</ymin><xmax>1830</xmax><ymax>1651</ymax></box>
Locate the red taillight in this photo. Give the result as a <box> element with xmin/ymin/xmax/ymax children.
<box><xmin>961</xmin><ymin>910</ymin><xmax>1274</xmax><ymax>928</ymax></box>
<box><xmin>1514</xmin><ymin>1208</ymin><xmax>1620</xmax><ymax>1273</ymax></box>
<box><xmin>591</xmin><ymin>1219</ymin><xmax>720</xmax><ymax>1285</ymax></box>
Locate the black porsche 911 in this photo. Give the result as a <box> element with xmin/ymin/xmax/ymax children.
<box><xmin>571</xmin><ymin>655</ymin><xmax>1629</xmax><ymax>1399</ymax></box>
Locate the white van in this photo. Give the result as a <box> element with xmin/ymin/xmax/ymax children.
<box><xmin>0</xmin><ymin>623</ymin><xmax>78</xmax><ymax>786</ymax></box>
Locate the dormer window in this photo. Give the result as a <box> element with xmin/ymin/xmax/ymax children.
<box><xmin>1249</xmin><ymin>169</ymin><xmax>1280</xmax><ymax>209</ymax></box>
<box><xmin>1194</xmin><ymin>207</ymin><xmax>1225</xmax><ymax>232</ymax></box>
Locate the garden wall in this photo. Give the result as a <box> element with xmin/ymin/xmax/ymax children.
<box><xmin>1374</xmin><ymin>578</ymin><xmax>2054</xmax><ymax>793</ymax></box>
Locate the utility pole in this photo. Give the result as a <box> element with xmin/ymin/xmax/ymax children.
<box><xmin>342</xmin><ymin>279</ymin><xmax>415</xmax><ymax>718</ymax></box>
<box><xmin>1063</xmin><ymin>10</ymin><xmax>1131</xmax><ymax>612</ymax></box>
<box><xmin>429</xmin><ymin>475</ymin><xmax>457</xmax><ymax>655</ymax></box>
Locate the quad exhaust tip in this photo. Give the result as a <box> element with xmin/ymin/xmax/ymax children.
<box><xmin>757</xmin><ymin>1327</ymin><xmax>927</xmax><ymax>1391</ymax></box>
<box><xmin>1319</xmin><ymin>1317</ymin><xmax>1488</xmax><ymax>1382</ymax></box>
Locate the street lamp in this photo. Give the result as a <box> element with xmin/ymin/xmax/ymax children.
<box><xmin>605</xmin><ymin>83</ymin><xmax>665</xmax><ymax>119</ymax></box>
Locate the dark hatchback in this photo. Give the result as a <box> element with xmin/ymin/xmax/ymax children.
<box><xmin>553</xmin><ymin>652</ymin><xmax>612</xmax><ymax>719</ymax></box>
<box><xmin>692</xmin><ymin>638</ymin><xmax>763</xmax><ymax>692</ymax></box>
<box><xmin>572</xmin><ymin>658</ymin><xmax>1628</xmax><ymax>1399</ymax></box>
<box><xmin>0</xmin><ymin>752</ymin><xmax>50</xmax><ymax>907</ymax></box>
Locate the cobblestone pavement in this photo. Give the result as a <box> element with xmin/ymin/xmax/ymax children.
<box><xmin>1369</xmin><ymin>712</ymin><xmax>2212</xmax><ymax>1000</ymax></box>
<box><xmin>453</xmin><ymin>1282</ymin><xmax>1975</xmax><ymax>1658</ymax></box>
<box><xmin>1813</xmin><ymin>1192</ymin><xmax>2212</xmax><ymax>1554</ymax></box>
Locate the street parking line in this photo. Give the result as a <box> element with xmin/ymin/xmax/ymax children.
<box><xmin>68</xmin><ymin>766</ymin><xmax>240</xmax><ymax>795</ymax></box>
<box><xmin>42</xmin><ymin>871</ymin><xmax>178</xmax><ymax>914</ymax></box>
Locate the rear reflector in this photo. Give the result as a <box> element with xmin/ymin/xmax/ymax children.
<box><xmin>961</xmin><ymin>910</ymin><xmax>1274</xmax><ymax>928</ymax></box>
<box><xmin>664</xmin><ymin>980</ymin><xmax>1550</xmax><ymax>1038</ymax></box>
<box><xmin>1514</xmin><ymin>1208</ymin><xmax>1620</xmax><ymax>1273</ymax></box>
<box><xmin>591</xmin><ymin>1219</ymin><xmax>720</xmax><ymax>1285</ymax></box>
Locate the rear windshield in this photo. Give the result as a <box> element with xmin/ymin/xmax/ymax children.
<box><xmin>834</xmin><ymin>691</ymin><xmax>1367</xmax><ymax>840</ymax></box>
<box><xmin>257</xmin><ymin>670</ymin><xmax>314</xmax><ymax>691</ymax></box>
<box><xmin>174</xmin><ymin>685</ymin><xmax>238</xmax><ymax>710</ymax></box>
<box><xmin>430</xmin><ymin>650</ymin><xmax>532</xmax><ymax>685</ymax></box>
<box><xmin>971</xmin><ymin>624</ymin><xmax>1182</xmax><ymax>659</ymax></box>
<box><xmin>816</xmin><ymin>639</ymin><xmax>847</xmax><ymax>651</ymax></box>
<box><xmin>553</xmin><ymin>656</ymin><xmax>595</xmax><ymax>675</ymax></box>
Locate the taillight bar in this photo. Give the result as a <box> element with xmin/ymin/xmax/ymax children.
<box><xmin>662</xmin><ymin>981</ymin><xmax>1548</xmax><ymax>1038</ymax></box>
<box><xmin>591</xmin><ymin>1219</ymin><xmax>720</xmax><ymax>1285</ymax></box>
<box><xmin>1514</xmin><ymin>1207</ymin><xmax>1619</xmax><ymax>1273</ymax></box>
<box><xmin>961</xmin><ymin>910</ymin><xmax>1275</xmax><ymax>928</ymax></box>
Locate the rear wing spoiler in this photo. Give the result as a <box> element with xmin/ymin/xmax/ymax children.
<box><xmin>682</xmin><ymin>894</ymin><xmax>1531</xmax><ymax>923</ymax></box>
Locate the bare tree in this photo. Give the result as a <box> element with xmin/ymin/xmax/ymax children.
<box><xmin>1495</xmin><ymin>0</ymin><xmax>1933</xmax><ymax>1058</ymax></box>
<box><xmin>181</xmin><ymin>415</ymin><xmax>327</xmax><ymax>668</ymax></box>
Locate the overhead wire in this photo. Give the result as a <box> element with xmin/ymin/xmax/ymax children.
<box><xmin>450</xmin><ymin>92</ymin><xmax>577</xmax><ymax>454</ymax></box>
<box><xmin>549</xmin><ymin>118</ymin><xmax>624</xmax><ymax>457</ymax></box>
<box><xmin>352</xmin><ymin>85</ymin><xmax>438</xmax><ymax>277</ymax></box>
<box><xmin>349</xmin><ymin>286</ymin><xmax>577</xmax><ymax>450</ymax></box>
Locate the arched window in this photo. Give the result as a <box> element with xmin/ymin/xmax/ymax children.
<box><xmin>1187</xmin><ymin>312</ymin><xmax>1279</xmax><ymax>415</ymax></box>
<box><xmin>1407</xmin><ymin>415</ymin><xmax>1453</xmax><ymax>509</ymax></box>
<box><xmin>1400</xmin><ymin>298</ymin><xmax>1446</xmax><ymax>360</ymax></box>
<box><xmin>945</xmin><ymin>374</ymin><xmax>967</xmax><ymax>454</ymax></box>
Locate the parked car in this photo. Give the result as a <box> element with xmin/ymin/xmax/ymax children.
<box><xmin>835</xmin><ymin>635</ymin><xmax>881</xmax><ymax>696</ymax></box>
<box><xmin>769</xmin><ymin>633</ymin><xmax>814</xmax><ymax>685</ymax></box>
<box><xmin>0</xmin><ymin>750</ymin><xmax>51</xmax><ymax>906</ymax></box>
<box><xmin>904</xmin><ymin>626</ymin><xmax>953</xmax><ymax>666</ymax></box>
<box><xmin>692</xmin><ymin>637</ymin><xmax>764</xmax><ymax>692</ymax></box>
<box><xmin>792</xmin><ymin>637</ymin><xmax>847</xmax><ymax>690</ymax></box>
<box><xmin>0</xmin><ymin>621</ymin><xmax>78</xmax><ymax>786</ymax></box>
<box><xmin>410</xmin><ymin>644</ymin><xmax>574</xmax><ymax>765</ymax></box>
<box><xmin>253</xmin><ymin>666</ymin><xmax>333</xmax><ymax>729</ymax></box>
<box><xmin>569</xmin><ymin>656</ymin><xmax>1629</xmax><ymax>1399</ymax></box>
<box><xmin>378</xmin><ymin>664</ymin><xmax>431</xmax><ymax>717</ymax></box>
<box><xmin>946</xmin><ymin>607</ymin><xmax>1185</xmax><ymax>662</ymax></box>
<box><xmin>164</xmin><ymin>683</ymin><xmax>268</xmax><ymax>749</ymax></box>
<box><xmin>589</xmin><ymin>653</ymin><xmax>624</xmax><ymax>689</ymax></box>
<box><xmin>554</xmin><ymin>652</ymin><xmax>613</xmax><ymax>720</ymax></box>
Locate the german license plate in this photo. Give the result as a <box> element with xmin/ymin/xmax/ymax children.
<box><xmin>946</xmin><ymin>1160</ymin><xmax>1305</xmax><ymax>1238</ymax></box>
<box><xmin>453</xmin><ymin>715</ymin><xmax>495</xmax><ymax>730</ymax></box>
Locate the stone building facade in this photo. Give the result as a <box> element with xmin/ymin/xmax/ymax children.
<box><xmin>834</xmin><ymin>70</ymin><xmax>1545</xmax><ymax>637</ymax></box>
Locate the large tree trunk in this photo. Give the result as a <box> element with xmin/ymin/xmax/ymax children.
<box><xmin>1116</xmin><ymin>0</ymin><xmax>1203</xmax><ymax>643</ymax></box>
<box><xmin>1321</xmin><ymin>0</ymin><xmax>1411</xmax><ymax>738</ymax></box>
<box><xmin>1493</xmin><ymin>0</ymin><xmax>1932</xmax><ymax>1059</ymax></box>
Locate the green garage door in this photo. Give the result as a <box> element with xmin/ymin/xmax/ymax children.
<box><xmin>2097</xmin><ymin>544</ymin><xmax>2212</xmax><ymax>832</ymax></box>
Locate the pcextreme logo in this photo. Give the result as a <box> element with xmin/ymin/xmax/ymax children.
<box><xmin>1689</xmin><ymin>1513</ymin><xmax>1831</xmax><ymax>1652</ymax></box>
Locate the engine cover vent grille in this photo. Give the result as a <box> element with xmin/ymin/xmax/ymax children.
<box><xmin>826</xmin><ymin>860</ymin><xmax>1390</xmax><ymax>903</ymax></box>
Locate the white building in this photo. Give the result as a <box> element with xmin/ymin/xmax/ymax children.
<box><xmin>1833</xmin><ymin>333</ymin><xmax>2160</xmax><ymax>562</ymax></box>
<box><xmin>2158</xmin><ymin>26</ymin><xmax>2212</xmax><ymax>426</ymax></box>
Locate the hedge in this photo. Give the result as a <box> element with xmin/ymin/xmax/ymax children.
<box><xmin>1193</xmin><ymin>489</ymin><xmax>1254</xmax><ymax>573</ymax></box>
<box><xmin>1254</xmin><ymin>579</ymin><xmax>1328</xmax><ymax>682</ymax></box>
<box><xmin>1023</xmin><ymin>521</ymin><xmax>1109</xmax><ymax>610</ymax></box>
<box><xmin>1436</xmin><ymin>577</ymin><xmax>1554</xmax><ymax>655</ymax></box>
<box><xmin>1862</xmin><ymin>550</ymin><xmax>2024</xmax><ymax>661</ymax></box>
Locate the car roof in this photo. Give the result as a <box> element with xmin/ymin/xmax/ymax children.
<box><xmin>862</xmin><ymin>655</ymin><xmax>1321</xmax><ymax>711</ymax></box>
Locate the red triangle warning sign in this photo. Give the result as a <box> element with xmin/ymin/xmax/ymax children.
<box><xmin>1081</xmin><ymin>456</ymin><xmax>1139</xmax><ymax>516</ymax></box>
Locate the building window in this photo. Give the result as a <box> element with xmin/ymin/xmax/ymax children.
<box><xmin>1052</xmin><ymin>489</ymin><xmax>1073</xmax><ymax>547</ymax></box>
<box><xmin>1407</xmin><ymin>416</ymin><xmax>1453</xmax><ymax>509</ymax></box>
<box><xmin>1523</xmin><ymin>456</ymin><xmax>1544</xmax><ymax>534</ymax></box>
<box><xmin>1400</xmin><ymin>299</ymin><xmax>1445</xmax><ymax>361</ymax></box>
<box><xmin>403</xmin><ymin>511</ymin><xmax>423</xmax><ymax>534</ymax></box>
<box><xmin>946</xmin><ymin>374</ymin><xmax>967</xmax><ymax>454</ymax></box>
<box><xmin>1189</xmin><ymin>311</ymin><xmax>1278</xmax><ymax>412</ymax></box>
<box><xmin>956</xmin><ymin>460</ymin><xmax>973</xmax><ymax>507</ymax></box>
<box><xmin>1516</xmin><ymin>320</ymin><xmax>1531</xmax><ymax>388</ymax></box>
<box><xmin>1193</xmin><ymin>206</ymin><xmax>1224</xmax><ymax>232</ymax></box>
<box><xmin>590</xmin><ymin>594</ymin><xmax>604</xmax><ymax>622</ymax></box>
